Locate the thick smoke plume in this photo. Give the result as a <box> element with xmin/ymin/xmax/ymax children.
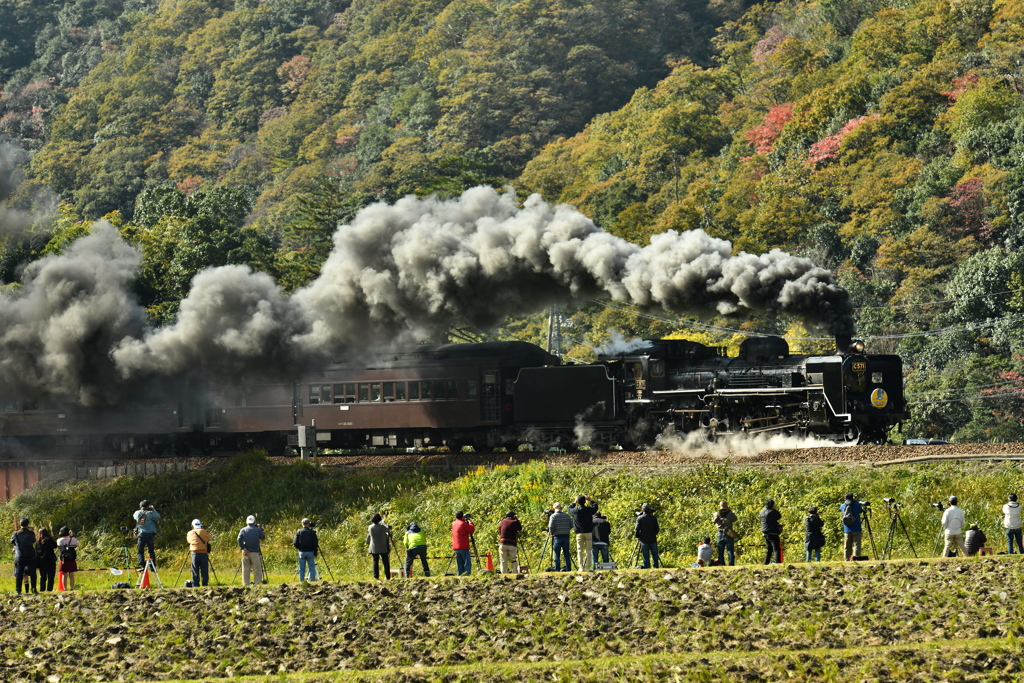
<box><xmin>0</xmin><ymin>186</ymin><xmax>854</xmax><ymax>406</ymax></box>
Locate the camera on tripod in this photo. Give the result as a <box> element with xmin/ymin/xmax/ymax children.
<box><xmin>931</xmin><ymin>502</ymin><xmax>946</xmax><ymax>510</ymax></box>
<box><xmin>883</xmin><ymin>497</ymin><xmax>903</xmax><ymax>509</ymax></box>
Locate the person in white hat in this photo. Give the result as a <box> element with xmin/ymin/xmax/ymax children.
<box><xmin>186</xmin><ymin>519</ymin><xmax>213</xmax><ymax>586</ymax></box>
<box><xmin>237</xmin><ymin>515</ymin><xmax>265</xmax><ymax>585</ymax></box>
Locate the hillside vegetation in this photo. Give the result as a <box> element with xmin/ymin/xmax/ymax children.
<box><xmin>3</xmin><ymin>0</ymin><xmax>1024</xmax><ymax>441</ymax></box>
<box><xmin>3</xmin><ymin>454</ymin><xmax>1023</xmax><ymax>574</ymax></box>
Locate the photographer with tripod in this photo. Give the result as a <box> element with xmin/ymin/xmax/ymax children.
<box><xmin>547</xmin><ymin>503</ymin><xmax>573</xmax><ymax>572</ymax></box>
<box><xmin>294</xmin><ymin>518</ymin><xmax>319</xmax><ymax>582</ymax></box>
<box><xmin>367</xmin><ymin>513</ymin><xmax>392</xmax><ymax>580</ymax></box>
<box><xmin>568</xmin><ymin>495</ymin><xmax>598</xmax><ymax>571</ymax></box>
<box><xmin>941</xmin><ymin>495</ymin><xmax>968</xmax><ymax>558</ymax></box>
<box><xmin>133</xmin><ymin>499</ymin><xmax>161</xmax><ymax>570</ymax></box>
<box><xmin>497</xmin><ymin>511</ymin><xmax>522</xmax><ymax>574</ymax></box>
<box><xmin>840</xmin><ymin>493</ymin><xmax>863</xmax><ymax>560</ymax></box>
<box><xmin>237</xmin><ymin>515</ymin><xmax>265</xmax><ymax>586</ymax></box>
<box><xmin>451</xmin><ymin>511</ymin><xmax>475</xmax><ymax>576</ymax></box>
<box><xmin>186</xmin><ymin>519</ymin><xmax>212</xmax><ymax>587</ymax></box>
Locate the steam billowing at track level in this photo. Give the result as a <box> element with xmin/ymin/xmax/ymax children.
<box><xmin>0</xmin><ymin>186</ymin><xmax>854</xmax><ymax>407</ymax></box>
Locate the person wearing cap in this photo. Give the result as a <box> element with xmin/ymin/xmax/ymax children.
<box><xmin>293</xmin><ymin>518</ymin><xmax>319</xmax><ymax>582</ymax></box>
<box><xmin>840</xmin><ymin>493</ymin><xmax>863</xmax><ymax>560</ymax></box>
<box><xmin>760</xmin><ymin>499</ymin><xmax>783</xmax><ymax>564</ymax></box>
<box><xmin>547</xmin><ymin>503</ymin><xmax>572</xmax><ymax>571</ymax></box>
<box><xmin>1003</xmin><ymin>493</ymin><xmax>1023</xmax><ymax>554</ymax></box>
<box><xmin>634</xmin><ymin>503</ymin><xmax>660</xmax><ymax>569</ymax></box>
<box><xmin>591</xmin><ymin>511</ymin><xmax>612</xmax><ymax>566</ymax></box>
<box><xmin>942</xmin><ymin>495</ymin><xmax>968</xmax><ymax>558</ymax></box>
<box><xmin>497</xmin><ymin>511</ymin><xmax>523</xmax><ymax>574</ymax></box>
<box><xmin>187</xmin><ymin>519</ymin><xmax>213</xmax><ymax>587</ymax></box>
<box><xmin>237</xmin><ymin>515</ymin><xmax>265</xmax><ymax>586</ymax></box>
<box><xmin>451</xmin><ymin>511</ymin><xmax>475</xmax><ymax>576</ymax></box>
<box><xmin>404</xmin><ymin>522</ymin><xmax>430</xmax><ymax>577</ymax></box>
<box><xmin>805</xmin><ymin>507</ymin><xmax>825</xmax><ymax>562</ymax></box>
<box><xmin>133</xmin><ymin>499</ymin><xmax>161</xmax><ymax>570</ymax></box>
<box><xmin>11</xmin><ymin>518</ymin><xmax>37</xmax><ymax>594</ymax></box>
<box><xmin>568</xmin><ymin>495</ymin><xmax>598</xmax><ymax>571</ymax></box>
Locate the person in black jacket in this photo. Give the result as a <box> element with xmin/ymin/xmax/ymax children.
<box><xmin>634</xmin><ymin>503</ymin><xmax>660</xmax><ymax>568</ymax></box>
<box><xmin>804</xmin><ymin>507</ymin><xmax>825</xmax><ymax>562</ymax></box>
<box><xmin>760</xmin><ymin>500</ymin><xmax>783</xmax><ymax>564</ymax></box>
<box><xmin>35</xmin><ymin>528</ymin><xmax>58</xmax><ymax>592</ymax></box>
<box><xmin>293</xmin><ymin>518</ymin><xmax>320</xmax><ymax>582</ymax></box>
<box><xmin>964</xmin><ymin>524</ymin><xmax>988</xmax><ymax>556</ymax></box>
<box><xmin>10</xmin><ymin>518</ymin><xmax>37</xmax><ymax>594</ymax></box>
<box><xmin>568</xmin><ymin>495</ymin><xmax>598</xmax><ymax>571</ymax></box>
<box><xmin>591</xmin><ymin>512</ymin><xmax>612</xmax><ymax>565</ymax></box>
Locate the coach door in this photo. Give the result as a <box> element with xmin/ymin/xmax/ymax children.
<box><xmin>481</xmin><ymin>370</ymin><xmax>501</xmax><ymax>422</ymax></box>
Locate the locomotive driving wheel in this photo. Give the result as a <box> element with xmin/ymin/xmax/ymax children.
<box><xmin>842</xmin><ymin>423</ymin><xmax>862</xmax><ymax>445</ymax></box>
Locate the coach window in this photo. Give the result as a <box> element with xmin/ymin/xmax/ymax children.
<box><xmin>371</xmin><ymin>383</ymin><xmax>382</xmax><ymax>402</ymax></box>
<box><xmin>466</xmin><ymin>380</ymin><xmax>477</xmax><ymax>399</ymax></box>
<box><xmin>334</xmin><ymin>383</ymin><xmax>356</xmax><ymax>403</ymax></box>
<box><xmin>383</xmin><ymin>382</ymin><xmax>396</xmax><ymax>402</ymax></box>
<box><xmin>408</xmin><ymin>382</ymin><xmax>420</xmax><ymax>400</ymax></box>
<box><xmin>358</xmin><ymin>383</ymin><xmax>370</xmax><ymax>402</ymax></box>
<box><xmin>396</xmin><ymin>382</ymin><xmax>407</xmax><ymax>401</ymax></box>
<box><xmin>421</xmin><ymin>381</ymin><xmax>433</xmax><ymax>400</ymax></box>
<box><xmin>435</xmin><ymin>380</ymin><xmax>447</xmax><ymax>400</ymax></box>
<box><xmin>446</xmin><ymin>380</ymin><xmax>458</xmax><ymax>399</ymax></box>
<box><xmin>309</xmin><ymin>385</ymin><xmax>322</xmax><ymax>405</ymax></box>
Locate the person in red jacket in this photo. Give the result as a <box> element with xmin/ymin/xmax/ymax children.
<box><xmin>451</xmin><ymin>511</ymin><xmax>476</xmax><ymax>576</ymax></box>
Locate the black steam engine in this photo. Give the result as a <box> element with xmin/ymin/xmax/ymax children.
<box><xmin>0</xmin><ymin>334</ymin><xmax>906</xmax><ymax>456</ymax></box>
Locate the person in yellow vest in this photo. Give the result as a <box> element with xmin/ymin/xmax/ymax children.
<box><xmin>187</xmin><ymin>519</ymin><xmax>212</xmax><ymax>587</ymax></box>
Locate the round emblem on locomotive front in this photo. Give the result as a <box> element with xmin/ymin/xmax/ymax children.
<box><xmin>870</xmin><ymin>388</ymin><xmax>888</xmax><ymax>408</ymax></box>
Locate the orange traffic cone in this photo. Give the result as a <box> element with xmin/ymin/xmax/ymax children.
<box><xmin>57</xmin><ymin>572</ymin><xmax>65</xmax><ymax>592</ymax></box>
<box><xmin>485</xmin><ymin>551</ymin><xmax>494</xmax><ymax>572</ymax></box>
<box><xmin>140</xmin><ymin>567</ymin><xmax>151</xmax><ymax>589</ymax></box>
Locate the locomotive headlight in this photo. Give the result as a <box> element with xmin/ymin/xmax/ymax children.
<box><xmin>851</xmin><ymin>340</ymin><xmax>866</xmax><ymax>354</ymax></box>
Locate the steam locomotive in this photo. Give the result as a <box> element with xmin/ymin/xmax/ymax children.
<box><xmin>0</xmin><ymin>334</ymin><xmax>906</xmax><ymax>457</ymax></box>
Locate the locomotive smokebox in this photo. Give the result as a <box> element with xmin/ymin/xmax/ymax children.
<box><xmin>836</xmin><ymin>334</ymin><xmax>852</xmax><ymax>355</ymax></box>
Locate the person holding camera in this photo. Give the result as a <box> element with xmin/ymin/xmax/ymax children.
<box><xmin>568</xmin><ymin>495</ymin><xmax>599</xmax><ymax>571</ymax></box>
<box><xmin>1003</xmin><ymin>493</ymin><xmax>1023</xmax><ymax>554</ymax></box>
<box><xmin>805</xmin><ymin>507</ymin><xmax>825</xmax><ymax>562</ymax></box>
<box><xmin>187</xmin><ymin>519</ymin><xmax>212</xmax><ymax>587</ymax></box>
<box><xmin>547</xmin><ymin>503</ymin><xmax>573</xmax><ymax>571</ymax></box>
<box><xmin>293</xmin><ymin>518</ymin><xmax>319</xmax><ymax>582</ymax></box>
<box><xmin>404</xmin><ymin>522</ymin><xmax>430</xmax><ymax>577</ymax></box>
<box><xmin>498</xmin><ymin>511</ymin><xmax>523</xmax><ymax>574</ymax></box>
<box><xmin>840</xmin><ymin>493</ymin><xmax>863</xmax><ymax>560</ymax></box>
<box><xmin>133</xmin><ymin>499</ymin><xmax>161</xmax><ymax>570</ymax></box>
<box><xmin>11</xmin><ymin>518</ymin><xmax>37</xmax><ymax>594</ymax></box>
<box><xmin>941</xmin><ymin>495</ymin><xmax>968</xmax><ymax>558</ymax></box>
<box><xmin>634</xmin><ymin>503</ymin><xmax>660</xmax><ymax>569</ymax></box>
<box><xmin>451</xmin><ymin>511</ymin><xmax>475</xmax><ymax>576</ymax></box>
<box><xmin>367</xmin><ymin>513</ymin><xmax>392</xmax><ymax>580</ymax></box>
<box><xmin>760</xmin><ymin>499</ymin><xmax>782</xmax><ymax>564</ymax></box>
<box><xmin>713</xmin><ymin>501</ymin><xmax>738</xmax><ymax>566</ymax></box>
<box><xmin>964</xmin><ymin>524</ymin><xmax>988</xmax><ymax>557</ymax></box>
<box><xmin>237</xmin><ymin>515</ymin><xmax>265</xmax><ymax>586</ymax></box>
<box><xmin>591</xmin><ymin>511</ymin><xmax>611</xmax><ymax>565</ymax></box>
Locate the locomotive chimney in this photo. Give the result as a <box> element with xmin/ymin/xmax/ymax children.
<box><xmin>836</xmin><ymin>334</ymin><xmax>852</xmax><ymax>355</ymax></box>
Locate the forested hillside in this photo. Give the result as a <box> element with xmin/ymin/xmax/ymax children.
<box><xmin>2</xmin><ymin>0</ymin><xmax>1024</xmax><ymax>442</ymax></box>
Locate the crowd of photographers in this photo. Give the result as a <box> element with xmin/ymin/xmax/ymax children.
<box><xmin>11</xmin><ymin>491</ymin><xmax>1024</xmax><ymax>590</ymax></box>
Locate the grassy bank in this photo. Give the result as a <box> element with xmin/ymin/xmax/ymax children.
<box><xmin>3</xmin><ymin>453</ymin><xmax>1024</xmax><ymax>578</ymax></box>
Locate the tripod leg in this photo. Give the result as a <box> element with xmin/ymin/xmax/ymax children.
<box><xmin>173</xmin><ymin>552</ymin><xmax>190</xmax><ymax>587</ymax></box>
<box><xmin>898</xmin><ymin>515</ymin><xmax>918</xmax><ymax>558</ymax></box>
<box><xmin>209</xmin><ymin>560</ymin><xmax>219</xmax><ymax>586</ymax></box>
<box><xmin>442</xmin><ymin>552</ymin><xmax>455</xmax><ymax>576</ymax></box>
<box><xmin>318</xmin><ymin>552</ymin><xmax>336</xmax><ymax>582</ymax></box>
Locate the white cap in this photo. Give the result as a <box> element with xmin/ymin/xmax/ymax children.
<box><xmin>246</xmin><ymin>515</ymin><xmax>256</xmax><ymax>524</ymax></box>
<box><xmin>191</xmin><ymin>519</ymin><xmax>202</xmax><ymax>529</ymax></box>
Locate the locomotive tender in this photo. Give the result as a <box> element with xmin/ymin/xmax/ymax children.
<box><xmin>0</xmin><ymin>335</ymin><xmax>906</xmax><ymax>457</ymax></box>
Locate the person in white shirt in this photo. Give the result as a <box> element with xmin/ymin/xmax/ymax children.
<box><xmin>941</xmin><ymin>495</ymin><xmax>968</xmax><ymax>557</ymax></box>
<box><xmin>1003</xmin><ymin>493</ymin><xmax>1023</xmax><ymax>554</ymax></box>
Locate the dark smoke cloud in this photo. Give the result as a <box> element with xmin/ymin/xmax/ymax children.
<box><xmin>0</xmin><ymin>221</ymin><xmax>146</xmax><ymax>406</ymax></box>
<box><xmin>0</xmin><ymin>142</ymin><xmax>57</xmax><ymax>239</ymax></box>
<box><xmin>1</xmin><ymin>187</ymin><xmax>854</xmax><ymax>406</ymax></box>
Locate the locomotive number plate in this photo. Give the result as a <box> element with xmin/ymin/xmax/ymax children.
<box><xmin>852</xmin><ymin>361</ymin><xmax>867</xmax><ymax>372</ymax></box>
